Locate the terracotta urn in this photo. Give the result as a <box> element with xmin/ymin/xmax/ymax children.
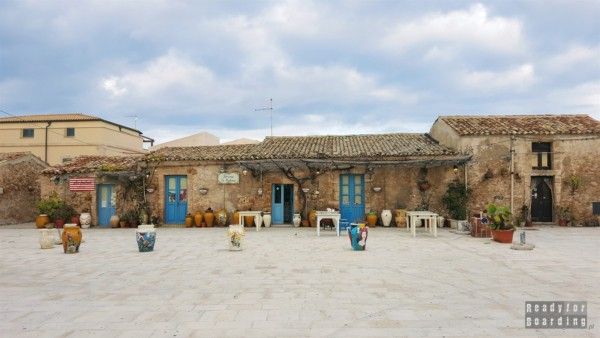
<box><xmin>39</xmin><ymin>229</ymin><xmax>54</xmax><ymax>249</ymax></box>
<box><xmin>71</xmin><ymin>215</ymin><xmax>80</xmax><ymax>226</ymax></box>
<box><xmin>491</xmin><ymin>229</ymin><xmax>515</xmax><ymax>243</ymax></box>
<box><xmin>215</xmin><ymin>209</ymin><xmax>228</xmax><ymax>226</ymax></box>
<box><xmin>136</xmin><ymin>225</ymin><xmax>156</xmax><ymax>252</ymax></box>
<box><xmin>394</xmin><ymin>209</ymin><xmax>407</xmax><ymax>227</ymax></box>
<box><xmin>381</xmin><ymin>210</ymin><xmax>392</xmax><ymax>227</ymax></box>
<box><xmin>244</xmin><ymin>215</ymin><xmax>254</xmax><ymax>227</ymax></box>
<box><xmin>204</xmin><ymin>209</ymin><xmax>215</xmax><ymax>227</ymax></box>
<box><xmin>309</xmin><ymin>210</ymin><xmax>317</xmax><ymax>227</ymax></box>
<box><xmin>293</xmin><ymin>214</ymin><xmax>301</xmax><ymax>227</ymax></box>
<box><xmin>194</xmin><ymin>211</ymin><xmax>203</xmax><ymax>227</ymax></box>
<box><xmin>110</xmin><ymin>215</ymin><xmax>120</xmax><ymax>228</ymax></box>
<box><xmin>54</xmin><ymin>219</ymin><xmax>65</xmax><ymax>229</ymax></box>
<box><xmin>61</xmin><ymin>224</ymin><xmax>82</xmax><ymax>254</ymax></box>
<box><xmin>366</xmin><ymin>213</ymin><xmax>378</xmax><ymax>227</ymax></box>
<box><xmin>184</xmin><ymin>215</ymin><xmax>193</xmax><ymax>228</ymax></box>
<box><xmin>79</xmin><ymin>213</ymin><xmax>92</xmax><ymax>229</ymax></box>
<box><xmin>262</xmin><ymin>213</ymin><xmax>272</xmax><ymax>227</ymax></box>
<box><xmin>35</xmin><ymin>214</ymin><xmax>50</xmax><ymax>229</ymax></box>
<box><xmin>232</xmin><ymin>211</ymin><xmax>240</xmax><ymax>224</ymax></box>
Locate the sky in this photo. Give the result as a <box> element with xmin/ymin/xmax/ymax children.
<box><xmin>0</xmin><ymin>0</ymin><xmax>599</xmax><ymax>144</ymax></box>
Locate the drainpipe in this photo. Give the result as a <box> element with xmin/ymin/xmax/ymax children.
<box><xmin>44</xmin><ymin>122</ymin><xmax>52</xmax><ymax>164</ymax></box>
<box><xmin>464</xmin><ymin>162</ymin><xmax>468</xmax><ymax>219</ymax></box>
<box><xmin>510</xmin><ymin>135</ymin><xmax>515</xmax><ymax>215</ymax></box>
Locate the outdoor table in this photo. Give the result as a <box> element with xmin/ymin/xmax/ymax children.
<box><xmin>406</xmin><ymin>211</ymin><xmax>438</xmax><ymax>237</ymax></box>
<box><xmin>316</xmin><ymin>211</ymin><xmax>341</xmax><ymax>236</ymax></box>
<box><xmin>238</xmin><ymin>211</ymin><xmax>263</xmax><ymax>231</ymax></box>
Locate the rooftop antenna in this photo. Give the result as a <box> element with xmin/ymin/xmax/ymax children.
<box><xmin>125</xmin><ymin>115</ymin><xmax>138</xmax><ymax>129</ymax></box>
<box><xmin>255</xmin><ymin>98</ymin><xmax>273</xmax><ymax>137</ymax></box>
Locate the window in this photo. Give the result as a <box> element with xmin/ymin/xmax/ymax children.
<box><xmin>532</xmin><ymin>142</ymin><xmax>552</xmax><ymax>170</ymax></box>
<box><xmin>62</xmin><ymin>157</ymin><xmax>72</xmax><ymax>163</ymax></box>
<box><xmin>66</xmin><ymin>127</ymin><xmax>75</xmax><ymax>137</ymax></box>
<box><xmin>22</xmin><ymin>128</ymin><xmax>34</xmax><ymax>138</ymax></box>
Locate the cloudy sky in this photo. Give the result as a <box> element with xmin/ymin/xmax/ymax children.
<box><xmin>1</xmin><ymin>1</ymin><xmax>598</xmax><ymax>143</ymax></box>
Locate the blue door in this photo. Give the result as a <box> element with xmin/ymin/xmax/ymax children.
<box><xmin>339</xmin><ymin>174</ymin><xmax>365</xmax><ymax>227</ymax></box>
<box><xmin>164</xmin><ymin>175</ymin><xmax>188</xmax><ymax>224</ymax></box>
<box><xmin>272</xmin><ymin>184</ymin><xmax>294</xmax><ymax>224</ymax></box>
<box><xmin>97</xmin><ymin>184</ymin><xmax>116</xmax><ymax>227</ymax></box>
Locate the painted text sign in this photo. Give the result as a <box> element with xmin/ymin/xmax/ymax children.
<box><xmin>69</xmin><ymin>177</ymin><xmax>95</xmax><ymax>191</ymax></box>
<box><xmin>218</xmin><ymin>173</ymin><xmax>239</xmax><ymax>184</ymax></box>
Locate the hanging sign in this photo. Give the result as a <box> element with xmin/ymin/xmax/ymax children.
<box><xmin>69</xmin><ymin>177</ymin><xmax>95</xmax><ymax>191</ymax></box>
<box><xmin>218</xmin><ymin>173</ymin><xmax>239</xmax><ymax>184</ymax></box>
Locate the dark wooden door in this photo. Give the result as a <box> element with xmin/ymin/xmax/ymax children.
<box><xmin>531</xmin><ymin>177</ymin><xmax>553</xmax><ymax>222</ymax></box>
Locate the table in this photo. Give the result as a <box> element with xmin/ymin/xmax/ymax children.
<box><xmin>406</xmin><ymin>211</ymin><xmax>438</xmax><ymax>237</ymax></box>
<box><xmin>316</xmin><ymin>211</ymin><xmax>341</xmax><ymax>236</ymax></box>
<box><xmin>238</xmin><ymin>211</ymin><xmax>263</xmax><ymax>231</ymax></box>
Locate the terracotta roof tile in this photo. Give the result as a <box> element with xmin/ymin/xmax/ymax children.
<box><xmin>439</xmin><ymin>114</ymin><xmax>600</xmax><ymax>136</ymax></box>
<box><xmin>42</xmin><ymin>155</ymin><xmax>141</xmax><ymax>175</ymax></box>
<box><xmin>147</xmin><ymin>144</ymin><xmax>259</xmax><ymax>161</ymax></box>
<box><xmin>0</xmin><ymin>113</ymin><xmax>100</xmax><ymax>123</ymax></box>
<box><xmin>0</xmin><ymin>152</ymin><xmax>33</xmax><ymax>162</ymax></box>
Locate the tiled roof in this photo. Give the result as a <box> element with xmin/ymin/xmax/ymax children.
<box><xmin>42</xmin><ymin>155</ymin><xmax>141</xmax><ymax>175</ymax></box>
<box><xmin>0</xmin><ymin>113</ymin><xmax>99</xmax><ymax>123</ymax></box>
<box><xmin>0</xmin><ymin>152</ymin><xmax>32</xmax><ymax>162</ymax></box>
<box><xmin>439</xmin><ymin>114</ymin><xmax>600</xmax><ymax>136</ymax></box>
<box><xmin>146</xmin><ymin>133</ymin><xmax>460</xmax><ymax>161</ymax></box>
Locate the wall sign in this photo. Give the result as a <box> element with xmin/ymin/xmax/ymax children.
<box><xmin>218</xmin><ymin>173</ymin><xmax>239</xmax><ymax>184</ymax></box>
<box><xmin>69</xmin><ymin>177</ymin><xmax>95</xmax><ymax>192</ymax></box>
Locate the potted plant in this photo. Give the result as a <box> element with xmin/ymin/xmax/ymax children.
<box><xmin>125</xmin><ymin>210</ymin><xmax>140</xmax><ymax>228</ymax></box>
<box><xmin>36</xmin><ymin>193</ymin><xmax>62</xmax><ymax>229</ymax></box>
<box><xmin>366</xmin><ymin>210</ymin><xmax>378</xmax><ymax>227</ymax></box>
<box><xmin>119</xmin><ymin>213</ymin><xmax>128</xmax><ymax>228</ymax></box>
<box><xmin>486</xmin><ymin>203</ymin><xmax>514</xmax><ymax>243</ymax></box>
<box><xmin>556</xmin><ymin>206</ymin><xmax>572</xmax><ymax>226</ymax></box>
<box><xmin>441</xmin><ymin>180</ymin><xmax>470</xmax><ymax>229</ymax></box>
<box><xmin>52</xmin><ymin>204</ymin><xmax>75</xmax><ymax>229</ymax></box>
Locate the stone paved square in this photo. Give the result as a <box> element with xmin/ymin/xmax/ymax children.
<box><xmin>0</xmin><ymin>226</ymin><xmax>598</xmax><ymax>337</ymax></box>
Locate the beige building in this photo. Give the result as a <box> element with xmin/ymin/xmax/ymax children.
<box><xmin>0</xmin><ymin>113</ymin><xmax>153</xmax><ymax>165</ymax></box>
<box><xmin>151</xmin><ymin>132</ymin><xmax>219</xmax><ymax>150</ymax></box>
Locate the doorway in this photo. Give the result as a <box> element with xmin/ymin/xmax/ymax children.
<box><xmin>164</xmin><ymin>175</ymin><xmax>188</xmax><ymax>224</ymax></box>
<box><xmin>272</xmin><ymin>184</ymin><xmax>294</xmax><ymax>224</ymax></box>
<box><xmin>97</xmin><ymin>184</ymin><xmax>116</xmax><ymax>227</ymax></box>
<box><xmin>531</xmin><ymin>176</ymin><xmax>553</xmax><ymax>222</ymax></box>
<box><xmin>339</xmin><ymin>174</ymin><xmax>365</xmax><ymax>225</ymax></box>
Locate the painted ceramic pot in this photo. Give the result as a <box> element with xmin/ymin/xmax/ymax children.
<box><xmin>243</xmin><ymin>215</ymin><xmax>254</xmax><ymax>227</ymax></box>
<box><xmin>228</xmin><ymin>224</ymin><xmax>244</xmax><ymax>251</ymax></box>
<box><xmin>394</xmin><ymin>209</ymin><xmax>407</xmax><ymax>227</ymax></box>
<box><xmin>80</xmin><ymin>213</ymin><xmax>92</xmax><ymax>229</ymax></box>
<box><xmin>61</xmin><ymin>224</ymin><xmax>82</xmax><ymax>254</ymax></box>
<box><xmin>293</xmin><ymin>214</ymin><xmax>301</xmax><ymax>227</ymax></box>
<box><xmin>262</xmin><ymin>213</ymin><xmax>272</xmax><ymax>227</ymax></box>
<box><xmin>347</xmin><ymin>223</ymin><xmax>368</xmax><ymax>251</ymax></box>
<box><xmin>35</xmin><ymin>214</ymin><xmax>50</xmax><ymax>229</ymax></box>
<box><xmin>215</xmin><ymin>209</ymin><xmax>228</xmax><ymax>227</ymax></box>
<box><xmin>194</xmin><ymin>211</ymin><xmax>203</xmax><ymax>227</ymax></box>
<box><xmin>204</xmin><ymin>210</ymin><xmax>215</xmax><ymax>227</ymax></box>
<box><xmin>39</xmin><ymin>229</ymin><xmax>54</xmax><ymax>249</ymax></box>
<box><xmin>309</xmin><ymin>210</ymin><xmax>317</xmax><ymax>227</ymax></box>
<box><xmin>136</xmin><ymin>225</ymin><xmax>156</xmax><ymax>252</ymax></box>
<box><xmin>366</xmin><ymin>213</ymin><xmax>378</xmax><ymax>227</ymax></box>
<box><xmin>381</xmin><ymin>210</ymin><xmax>392</xmax><ymax>227</ymax></box>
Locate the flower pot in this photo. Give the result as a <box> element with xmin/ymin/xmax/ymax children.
<box><xmin>119</xmin><ymin>220</ymin><xmax>127</xmax><ymax>228</ymax></box>
<box><xmin>491</xmin><ymin>229</ymin><xmax>514</xmax><ymax>243</ymax></box>
<box><xmin>35</xmin><ymin>214</ymin><xmax>50</xmax><ymax>229</ymax></box>
<box><xmin>558</xmin><ymin>219</ymin><xmax>568</xmax><ymax>227</ymax></box>
<box><xmin>39</xmin><ymin>229</ymin><xmax>54</xmax><ymax>249</ymax></box>
<box><xmin>194</xmin><ymin>211</ymin><xmax>203</xmax><ymax>227</ymax></box>
<box><xmin>61</xmin><ymin>224</ymin><xmax>82</xmax><ymax>254</ymax></box>
<box><xmin>263</xmin><ymin>213</ymin><xmax>272</xmax><ymax>227</ymax></box>
<box><xmin>301</xmin><ymin>220</ymin><xmax>309</xmax><ymax>227</ymax></box>
<box><xmin>80</xmin><ymin>213</ymin><xmax>91</xmax><ymax>229</ymax></box>
<box><xmin>136</xmin><ymin>225</ymin><xmax>156</xmax><ymax>252</ymax></box>
<box><xmin>293</xmin><ymin>214</ymin><xmax>301</xmax><ymax>227</ymax></box>
<box><xmin>309</xmin><ymin>210</ymin><xmax>317</xmax><ymax>227</ymax></box>
<box><xmin>215</xmin><ymin>209</ymin><xmax>228</xmax><ymax>227</ymax></box>
<box><xmin>254</xmin><ymin>214</ymin><xmax>262</xmax><ymax>229</ymax></box>
<box><xmin>394</xmin><ymin>209</ymin><xmax>406</xmax><ymax>227</ymax></box>
<box><xmin>381</xmin><ymin>210</ymin><xmax>392</xmax><ymax>227</ymax></box>
<box><xmin>232</xmin><ymin>211</ymin><xmax>240</xmax><ymax>224</ymax></box>
<box><xmin>204</xmin><ymin>211</ymin><xmax>215</xmax><ymax>227</ymax></box>
<box><xmin>348</xmin><ymin>223</ymin><xmax>368</xmax><ymax>251</ymax></box>
<box><xmin>184</xmin><ymin>216</ymin><xmax>193</xmax><ymax>228</ymax></box>
<box><xmin>366</xmin><ymin>214</ymin><xmax>377</xmax><ymax>227</ymax></box>
<box><xmin>228</xmin><ymin>224</ymin><xmax>244</xmax><ymax>251</ymax></box>
<box><xmin>243</xmin><ymin>215</ymin><xmax>254</xmax><ymax>227</ymax></box>
<box><xmin>54</xmin><ymin>218</ymin><xmax>65</xmax><ymax>229</ymax></box>
<box><xmin>110</xmin><ymin>215</ymin><xmax>120</xmax><ymax>228</ymax></box>
<box><xmin>71</xmin><ymin>215</ymin><xmax>80</xmax><ymax>226</ymax></box>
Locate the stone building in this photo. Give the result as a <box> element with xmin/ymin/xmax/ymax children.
<box><xmin>430</xmin><ymin>114</ymin><xmax>600</xmax><ymax>224</ymax></box>
<box><xmin>0</xmin><ymin>152</ymin><xmax>48</xmax><ymax>224</ymax></box>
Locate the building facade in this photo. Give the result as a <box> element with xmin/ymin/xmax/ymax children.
<box><xmin>0</xmin><ymin>113</ymin><xmax>153</xmax><ymax>165</ymax></box>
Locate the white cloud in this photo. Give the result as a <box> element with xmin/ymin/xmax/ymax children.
<box><xmin>461</xmin><ymin>64</ymin><xmax>535</xmax><ymax>91</ymax></box>
<box><xmin>543</xmin><ymin>45</ymin><xmax>600</xmax><ymax>73</ymax></box>
<box><xmin>382</xmin><ymin>3</ymin><xmax>524</xmax><ymax>56</ymax></box>
<box><xmin>547</xmin><ymin>81</ymin><xmax>600</xmax><ymax>113</ymax></box>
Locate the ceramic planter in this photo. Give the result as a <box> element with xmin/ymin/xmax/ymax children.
<box><xmin>293</xmin><ymin>214</ymin><xmax>301</xmax><ymax>227</ymax></box>
<box><xmin>70</xmin><ymin>215</ymin><xmax>80</xmax><ymax>226</ymax></box>
<box><xmin>54</xmin><ymin>219</ymin><xmax>65</xmax><ymax>229</ymax></box>
<box><xmin>491</xmin><ymin>229</ymin><xmax>515</xmax><ymax>243</ymax></box>
<box><xmin>61</xmin><ymin>224</ymin><xmax>82</xmax><ymax>254</ymax></box>
<box><xmin>366</xmin><ymin>214</ymin><xmax>377</xmax><ymax>227</ymax></box>
<box><xmin>194</xmin><ymin>211</ymin><xmax>203</xmax><ymax>227</ymax></box>
<box><xmin>394</xmin><ymin>209</ymin><xmax>407</xmax><ymax>227</ymax></box>
<box><xmin>309</xmin><ymin>210</ymin><xmax>317</xmax><ymax>227</ymax></box>
<box><xmin>39</xmin><ymin>229</ymin><xmax>54</xmax><ymax>249</ymax></box>
<box><xmin>110</xmin><ymin>215</ymin><xmax>120</xmax><ymax>228</ymax></box>
<box><xmin>136</xmin><ymin>225</ymin><xmax>156</xmax><ymax>252</ymax></box>
<box><xmin>347</xmin><ymin>223</ymin><xmax>368</xmax><ymax>251</ymax></box>
<box><xmin>381</xmin><ymin>210</ymin><xmax>392</xmax><ymax>227</ymax></box>
<box><xmin>263</xmin><ymin>213</ymin><xmax>272</xmax><ymax>227</ymax></box>
<box><xmin>228</xmin><ymin>224</ymin><xmax>244</xmax><ymax>251</ymax></box>
<box><xmin>558</xmin><ymin>219</ymin><xmax>568</xmax><ymax>227</ymax></box>
<box><xmin>35</xmin><ymin>214</ymin><xmax>50</xmax><ymax>229</ymax></box>
<box><xmin>79</xmin><ymin>213</ymin><xmax>91</xmax><ymax>229</ymax></box>
<box><xmin>185</xmin><ymin>216</ymin><xmax>193</xmax><ymax>228</ymax></box>
<box><xmin>232</xmin><ymin>211</ymin><xmax>240</xmax><ymax>224</ymax></box>
<box><xmin>215</xmin><ymin>209</ymin><xmax>228</xmax><ymax>226</ymax></box>
<box><xmin>243</xmin><ymin>215</ymin><xmax>254</xmax><ymax>227</ymax></box>
<box><xmin>204</xmin><ymin>211</ymin><xmax>215</xmax><ymax>227</ymax></box>
<box><xmin>254</xmin><ymin>214</ymin><xmax>262</xmax><ymax>229</ymax></box>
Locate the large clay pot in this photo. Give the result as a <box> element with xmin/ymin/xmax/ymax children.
<box><xmin>491</xmin><ymin>229</ymin><xmax>515</xmax><ymax>243</ymax></box>
<box><xmin>309</xmin><ymin>210</ymin><xmax>317</xmax><ymax>227</ymax></box>
<box><xmin>136</xmin><ymin>225</ymin><xmax>156</xmax><ymax>252</ymax></box>
<box><xmin>204</xmin><ymin>210</ymin><xmax>215</xmax><ymax>227</ymax></box>
<box><xmin>184</xmin><ymin>216</ymin><xmax>193</xmax><ymax>228</ymax></box>
<box><xmin>254</xmin><ymin>214</ymin><xmax>263</xmax><ymax>229</ymax></box>
<box><xmin>366</xmin><ymin>213</ymin><xmax>378</xmax><ymax>227</ymax></box>
<box><xmin>35</xmin><ymin>214</ymin><xmax>50</xmax><ymax>229</ymax></box>
<box><xmin>39</xmin><ymin>229</ymin><xmax>54</xmax><ymax>249</ymax></box>
<box><xmin>54</xmin><ymin>219</ymin><xmax>65</xmax><ymax>229</ymax></box>
<box><xmin>215</xmin><ymin>209</ymin><xmax>228</xmax><ymax>227</ymax></box>
<box><xmin>61</xmin><ymin>224</ymin><xmax>82</xmax><ymax>254</ymax></box>
<box><xmin>119</xmin><ymin>220</ymin><xmax>127</xmax><ymax>228</ymax></box>
<box><xmin>194</xmin><ymin>211</ymin><xmax>203</xmax><ymax>227</ymax></box>
<box><xmin>110</xmin><ymin>215</ymin><xmax>120</xmax><ymax>228</ymax></box>
<box><xmin>381</xmin><ymin>210</ymin><xmax>392</xmax><ymax>227</ymax></box>
<box><xmin>244</xmin><ymin>215</ymin><xmax>254</xmax><ymax>227</ymax></box>
<box><xmin>293</xmin><ymin>214</ymin><xmax>301</xmax><ymax>227</ymax></box>
<box><xmin>232</xmin><ymin>211</ymin><xmax>240</xmax><ymax>224</ymax></box>
<box><xmin>71</xmin><ymin>215</ymin><xmax>80</xmax><ymax>226</ymax></box>
<box><xmin>263</xmin><ymin>213</ymin><xmax>272</xmax><ymax>227</ymax></box>
<box><xmin>394</xmin><ymin>209</ymin><xmax>407</xmax><ymax>227</ymax></box>
<box><xmin>80</xmin><ymin>213</ymin><xmax>92</xmax><ymax>229</ymax></box>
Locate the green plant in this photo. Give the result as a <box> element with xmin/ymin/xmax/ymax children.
<box><xmin>367</xmin><ymin>210</ymin><xmax>377</xmax><ymax>216</ymax></box>
<box><xmin>568</xmin><ymin>175</ymin><xmax>582</xmax><ymax>195</ymax></box>
<box><xmin>486</xmin><ymin>203</ymin><xmax>513</xmax><ymax>230</ymax></box>
<box><xmin>37</xmin><ymin>192</ymin><xmax>62</xmax><ymax>216</ymax></box>
<box><xmin>556</xmin><ymin>206</ymin><xmax>572</xmax><ymax>221</ymax></box>
<box><xmin>441</xmin><ymin>180</ymin><xmax>471</xmax><ymax>220</ymax></box>
<box><xmin>53</xmin><ymin>204</ymin><xmax>75</xmax><ymax>221</ymax></box>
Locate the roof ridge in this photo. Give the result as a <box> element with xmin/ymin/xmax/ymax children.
<box><xmin>440</xmin><ymin>114</ymin><xmax>591</xmax><ymax>119</ymax></box>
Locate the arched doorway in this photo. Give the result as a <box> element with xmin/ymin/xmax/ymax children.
<box><xmin>531</xmin><ymin>176</ymin><xmax>553</xmax><ymax>222</ymax></box>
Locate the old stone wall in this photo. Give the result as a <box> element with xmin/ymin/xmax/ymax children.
<box><xmin>0</xmin><ymin>159</ymin><xmax>45</xmax><ymax>224</ymax></box>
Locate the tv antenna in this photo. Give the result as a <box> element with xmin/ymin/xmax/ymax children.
<box><xmin>255</xmin><ymin>98</ymin><xmax>273</xmax><ymax>136</ymax></box>
<box><xmin>125</xmin><ymin>115</ymin><xmax>138</xmax><ymax>129</ymax></box>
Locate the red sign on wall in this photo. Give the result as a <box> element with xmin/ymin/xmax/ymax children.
<box><xmin>69</xmin><ymin>177</ymin><xmax>95</xmax><ymax>192</ymax></box>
